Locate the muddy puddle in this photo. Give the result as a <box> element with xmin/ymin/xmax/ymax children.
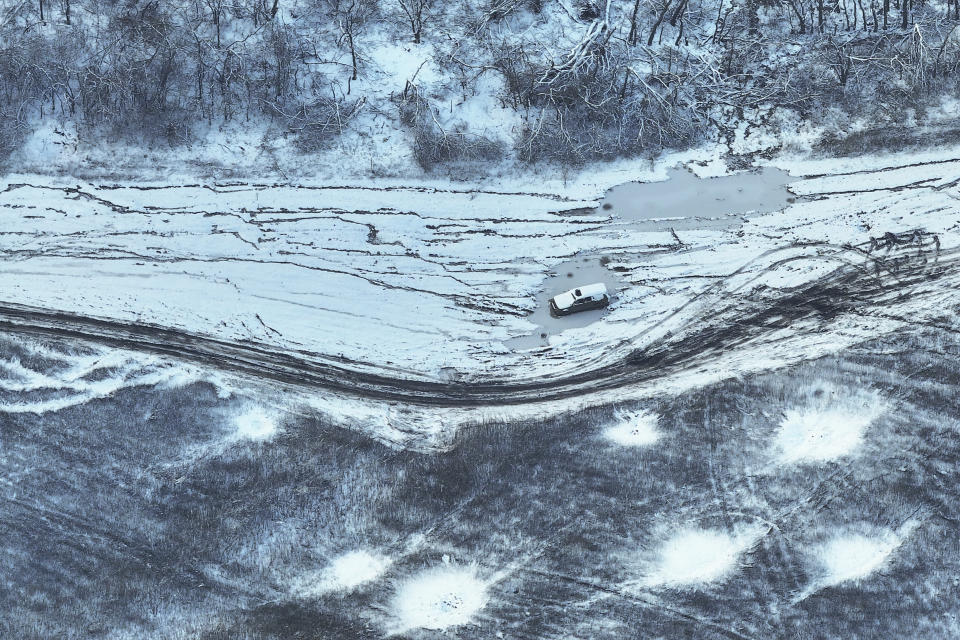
<box><xmin>599</xmin><ymin>167</ymin><xmax>794</xmax><ymax>231</ymax></box>
<box><xmin>505</xmin><ymin>256</ymin><xmax>628</xmax><ymax>350</ymax></box>
<box><xmin>506</xmin><ymin>167</ymin><xmax>794</xmax><ymax>351</ymax></box>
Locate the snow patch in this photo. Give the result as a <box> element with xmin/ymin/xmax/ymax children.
<box><xmin>0</xmin><ymin>336</ymin><xmax>205</xmax><ymax>414</ymax></box>
<box><xmin>390</xmin><ymin>565</ymin><xmax>488</xmax><ymax>632</ymax></box>
<box><xmin>794</xmin><ymin>522</ymin><xmax>916</xmax><ymax>601</ymax></box>
<box><xmin>329</xmin><ymin>550</ymin><xmax>392</xmax><ymax>591</ymax></box>
<box><xmin>774</xmin><ymin>387</ymin><xmax>885</xmax><ymax>464</ymax></box>
<box><xmin>603</xmin><ymin>409</ymin><xmax>661</xmax><ymax>447</ymax></box>
<box><xmin>293</xmin><ymin>550</ymin><xmax>392</xmax><ymax>597</ymax></box>
<box><xmin>645</xmin><ymin>527</ymin><xmax>759</xmax><ymax>587</ymax></box>
<box><xmin>232</xmin><ymin>406</ymin><xmax>280</xmax><ymax>441</ymax></box>
<box><xmin>819</xmin><ymin>533</ymin><xmax>899</xmax><ymax>585</ymax></box>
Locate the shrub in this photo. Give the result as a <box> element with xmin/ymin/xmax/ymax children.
<box><xmin>397</xmin><ymin>88</ymin><xmax>505</xmax><ymax>172</ymax></box>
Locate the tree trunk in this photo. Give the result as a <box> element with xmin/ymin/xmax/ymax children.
<box><xmin>747</xmin><ymin>0</ymin><xmax>760</xmax><ymax>35</ymax></box>
<box><xmin>627</xmin><ymin>0</ymin><xmax>642</xmax><ymax>45</ymax></box>
<box><xmin>618</xmin><ymin>67</ymin><xmax>630</xmax><ymax>101</ymax></box>
<box><xmin>647</xmin><ymin>0</ymin><xmax>675</xmax><ymax>46</ymax></box>
<box><xmin>348</xmin><ymin>31</ymin><xmax>358</xmax><ymax>81</ymax></box>
<box><xmin>669</xmin><ymin>0</ymin><xmax>688</xmax><ymax>26</ymax></box>
<box><xmin>196</xmin><ymin>38</ymin><xmax>204</xmax><ymax>117</ymax></box>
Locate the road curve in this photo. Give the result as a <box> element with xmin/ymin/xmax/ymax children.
<box><xmin>0</xmin><ymin>232</ymin><xmax>950</xmax><ymax>408</ymax></box>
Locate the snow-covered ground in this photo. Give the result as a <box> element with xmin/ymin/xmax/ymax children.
<box><xmin>3</xmin><ymin>147</ymin><xmax>960</xmax><ymax>636</ymax></box>
<box><xmin>2</xmin><ymin>146</ymin><xmax>959</xmax><ymax>446</ymax></box>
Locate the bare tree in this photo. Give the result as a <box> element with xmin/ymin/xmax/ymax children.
<box><xmin>319</xmin><ymin>0</ymin><xmax>377</xmax><ymax>87</ymax></box>
<box><xmin>205</xmin><ymin>0</ymin><xmax>224</xmax><ymax>47</ymax></box>
<box><xmin>396</xmin><ymin>0</ymin><xmax>433</xmax><ymax>43</ymax></box>
<box><xmin>647</xmin><ymin>0</ymin><xmax>673</xmax><ymax>45</ymax></box>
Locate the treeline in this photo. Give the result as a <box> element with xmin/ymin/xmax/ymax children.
<box><xmin>1</xmin><ymin>0</ymin><xmax>959</xmax><ymax>168</ymax></box>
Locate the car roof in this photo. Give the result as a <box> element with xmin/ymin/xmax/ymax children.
<box><xmin>571</xmin><ymin>282</ymin><xmax>608</xmax><ymax>297</ymax></box>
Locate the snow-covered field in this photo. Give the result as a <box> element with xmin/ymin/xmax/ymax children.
<box><xmin>1</xmin><ymin>147</ymin><xmax>959</xmax><ymax>447</ymax></box>
<box><xmin>2</xmin><ymin>323</ymin><xmax>959</xmax><ymax>639</ymax></box>
<box><xmin>2</xmin><ymin>135</ymin><xmax>960</xmax><ymax>640</ymax></box>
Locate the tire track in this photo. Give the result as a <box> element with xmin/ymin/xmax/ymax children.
<box><xmin>0</xmin><ymin>232</ymin><xmax>951</xmax><ymax>408</ymax></box>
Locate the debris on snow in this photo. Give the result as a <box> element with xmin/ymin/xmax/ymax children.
<box><xmin>390</xmin><ymin>565</ymin><xmax>488</xmax><ymax>631</ymax></box>
<box><xmin>774</xmin><ymin>386</ymin><xmax>885</xmax><ymax>464</ymax></box>
<box><xmin>603</xmin><ymin>409</ymin><xmax>661</xmax><ymax>447</ymax></box>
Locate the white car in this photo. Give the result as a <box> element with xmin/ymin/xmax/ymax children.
<box><xmin>549</xmin><ymin>283</ymin><xmax>610</xmax><ymax>317</ymax></box>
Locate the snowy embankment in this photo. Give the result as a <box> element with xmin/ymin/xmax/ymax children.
<box><xmin>1</xmin><ymin>149</ymin><xmax>959</xmax><ymax>446</ymax></box>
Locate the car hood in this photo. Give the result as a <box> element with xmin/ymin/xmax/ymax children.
<box><xmin>551</xmin><ymin>292</ymin><xmax>576</xmax><ymax>310</ymax></box>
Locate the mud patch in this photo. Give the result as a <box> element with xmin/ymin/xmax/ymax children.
<box><xmin>505</xmin><ymin>255</ymin><xmax>629</xmax><ymax>350</ymax></box>
<box><xmin>600</xmin><ymin>166</ymin><xmax>793</xmax><ymax>231</ymax></box>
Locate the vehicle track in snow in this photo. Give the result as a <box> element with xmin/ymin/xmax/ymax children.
<box><xmin>0</xmin><ymin>231</ymin><xmax>950</xmax><ymax>408</ymax></box>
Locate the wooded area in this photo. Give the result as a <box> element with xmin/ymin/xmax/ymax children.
<box><xmin>1</xmin><ymin>0</ymin><xmax>958</xmax><ymax>167</ymax></box>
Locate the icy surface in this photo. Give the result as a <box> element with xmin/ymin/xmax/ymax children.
<box><xmin>505</xmin><ymin>255</ymin><xmax>628</xmax><ymax>348</ymax></box>
<box><xmin>2</xmin><ymin>148</ymin><xmax>960</xmax><ymax>449</ymax></box>
<box><xmin>600</xmin><ymin>166</ymin><xmax>793</xmax><ymax>230</ymax></box>
<box><xmin>2</xmin><ymin>150</ymin><xmax>958</xmax><ymax>390</ymax></box>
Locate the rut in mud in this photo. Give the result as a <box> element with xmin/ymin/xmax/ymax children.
<box><xmin>0</xmin><ymin>231</ymin><xmax>949</xmax><ymax>407</ymax></box>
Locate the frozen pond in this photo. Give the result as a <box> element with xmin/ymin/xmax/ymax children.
<box><xmin>600</xmin><ymin>166</ymin><xmax>794</xmax><ymax>231</ymax></box>
<box><xmin>507</xmin><ymin>167</ymin><xmax>795</xmax><ymax>350</ymax></box>
<box><xmin>505</xmin><ymin>255</ymin><xmax>627</xmax><ymax>349</ymax></box>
